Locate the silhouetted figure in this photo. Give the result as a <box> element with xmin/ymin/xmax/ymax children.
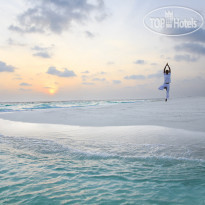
<box><xmin>158</xmin><ymin>63</ymin><xmax>171</xmax><ymax>101</ymax></box>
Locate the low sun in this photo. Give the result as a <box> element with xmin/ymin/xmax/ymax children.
<box><xmin>48</xmin><ymin>89</ymin><xmax>56</xmax><ymax>95</ymax></box>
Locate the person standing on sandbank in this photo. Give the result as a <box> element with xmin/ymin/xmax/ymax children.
<box><xmin>158</xmin><ymin>63</ymin><xmax>171</xmax><ymax>102</ymax></box>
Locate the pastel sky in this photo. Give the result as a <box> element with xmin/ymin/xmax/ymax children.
<box><xmin>0</xmin><ymin>0</ymin><xmax>205</xmax><ymax>101</ymax></box>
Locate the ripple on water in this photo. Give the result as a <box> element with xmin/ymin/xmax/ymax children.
<box><xmin>0</xmin><ymin>131</ymin><xmax>205</xmax><ymax>204</ymax></box>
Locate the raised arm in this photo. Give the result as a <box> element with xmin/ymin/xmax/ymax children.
<box><xmin>164</xmin><ymin>63</ymin><xmax>168</xmax><ymax>73</ymax></box>
<box><xmin>167</xmin><ymin>63</ymin><xmax>171</xmax><ymax>73</ymax></box>
<box><xmin>164</xmin><ymin>63</ymin><xmax>171</xmax><ymax>73</ymax></box>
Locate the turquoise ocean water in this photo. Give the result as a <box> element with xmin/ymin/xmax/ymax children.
<box><xmin>0</xmin><ymin>100</ymin><xmax>205</xmax><ymax>204</ymax></box>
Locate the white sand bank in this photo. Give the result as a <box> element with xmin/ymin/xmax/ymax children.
<box><xmin>0</xmin><ymin>97</ymin><xmax>205</xmax><ymax>132</ymax></box>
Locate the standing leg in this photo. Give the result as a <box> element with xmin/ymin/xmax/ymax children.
<box><xmin>166</xmin><ymin>84</ymin><xmax>170</xmax><ymax>99</ymax></box>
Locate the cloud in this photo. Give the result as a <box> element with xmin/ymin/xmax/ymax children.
<box><xmin>82</xmin><ymin>72</ymin><xmax>107</xmax><ymax>82</ymax></box>
<box><xmin>47</xmin><ymin>66</ymin><xmax>76</xmax><ymax>78</ymax></box>
<box><xmin>113</xmin><ymin>80</ymin><xmax>121</xmax><ymax>84</ymax></box>
<box><xmin>33</xmin><ymin>52</ymin><xmax>51</xmax><ymax>58</ymax></box>
<box><xmin>81</xmin><ymin>70</ymin><xmax>90</xmax><ymax>74</ymax></box>
<box><xmin>13</xmin><ymin>77</ymin><xmax>23</xmax><ymax>80</ymax></box>
<box><xmin>7</xmin><ymin>38</ymin><xmax>25</xmax><ymax>46</ymax></box>
<box><xmin>174</xmin><ymin>54</ymin><xmax>199</xmax><ymax>62</ymax></box>
<box><xmin>124</xmin><ymin>71</ymin><xmax>163</xmax><ymax>80</ymax></box>
<box><xmin>134</xmin><ymin>60</ymin><xmax>145</xmax><ymax>65</ymax></box>
<box><xmin>19</xmin><ymin>88</ymin><xmax>32</xmax><ymax>91</ymax></box>
<box><xmin>44</xmin><ymin>86</ymin><xmax>53</xmax><ymax>89</ymax></box>
<box><xmin>107</xmin><ymin>61</ymin><xmax>114</xmax><ymax>65</ymax></box>
<box><xmin>9</xmin><ymin>0</ymin><xmax>107</xmax><ymax>34</ymax></box>
<box><xmin>160</xmin><ymin>55</ymin><xmax>171</xmax><ymax>60</ymax></box>
<box><xmin>177</xmin><ymin>28</ymin><xmax>205</xmax><ymax>43</ymax></box>
<box><xmin>173</xmin><ymin>76</ymin><xmax>205</xmax><ymax>97</ymax></box>
<box><xmin>150</xmin><ymin>63</ymin><xmax>158</xmax><ymax>66</ymax></box>
<box><xmin>0</xmin><ymin>61</ymin><xmax>16</xmax><ymax>72</ymax></box>
<box><xmin>81</xmin><ymin>75</ymin><xmax>89</xmax><ymax>81</ymax></box>
<box><xmin>92</xmin><ymin>77</ymin><xmax>106</xmax><ymax>81</ymax></box>
<box><xmin>85</xmin><ymin>31</ymin><xmax>95</xmax><ymax>38</ymax></box>
<box><xmin>13</xmin><ymin>74</ymin><xmax>22</xmax><ymax>80</ymax></box>
<box><xmin>124</xmin><ymin>75</ymin><xmax>145</xmax><ymax>80</ymax></box>
<box><xmin>82</xmin><ymin>82</ymin><xmax>95</xmax><ymax>85</ymax></box>
<box><xmin>32</xmin><ymin>46</ymin><xmax>52</xmax><ymax>58</ymax></box>
<box><xmin>175</xmin><ymin>43</ymin><xmax>205</xmax><ymax>55</ymax></box>
<box><xmin>170</xmin><ymin>29</ymin><xmax>205</xmax><ymax>61</ymax></box>
<box><xmin>147</xmin><ymin>71</ymin><xmax>162</xmax><ymax>79</ymax></box>
<box><xmin>20</xmin><ymin>82</ymin><xmax>32</xmax><ymax>86</ymax></box>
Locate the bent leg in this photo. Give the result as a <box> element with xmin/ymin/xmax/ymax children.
<box><xmin>158</xmin><ymin>85</ymin><xmax>165</xmax><ymax>90</ymax></box>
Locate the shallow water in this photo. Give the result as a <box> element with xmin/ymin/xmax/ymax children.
<box><xmin>0</xmin><ymin>120</ymin><xmax>205</xmax><ymax>205</ymax></box>
<box><xmin>0</xmin><ymin>99</ymin><xmax>150</xmax><ymax>112</ymax></box>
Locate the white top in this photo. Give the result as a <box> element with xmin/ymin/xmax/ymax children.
<box><xmin>164</xmin><ymin>73</ymin><xmax>171</xmax><ymax>84</ymax></box>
